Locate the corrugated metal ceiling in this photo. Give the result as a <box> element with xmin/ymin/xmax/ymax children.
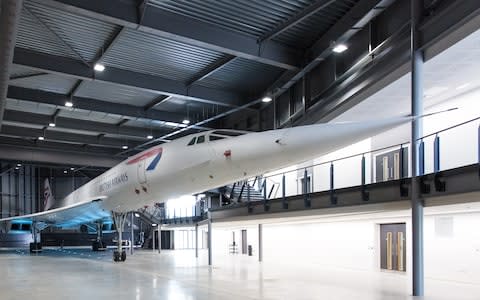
<box><xmin>196</xmin><ymin>58</ymin><xmax>284</xmax><ymax>94</ymax></box>
<box><xmin>75</xmin><ymin>81</ymin><xmax>161</xmax><ymax>107</ymax></box>
<box><xmin>5</xmin><ymin>99</ymin><xmax>57</xmax><ymax>115</ymax></box>
<box><xmin>8</xmin><ymin>73</ymin><xmax>78</xmax><ymax>94</ymax></box>
<box><xmin>9</xmin><ymin>64</ymin><xmax>42</xmax><ymax>78</ymax></box>
<box><xmin>101</xmin><ymin>28</ymin><xmax>227</xmax><ymax>82</ymax></box>
<box><xmin>16</xmin><ymin>0</ymin><xmax>120</xmax><ymax>62</ymax></box>
<box><xmin>148</xmin><ymin>0</ymin><xmax>358</xmax><ymax>48</ymax></box>
<box><xmin>148</xmin><ymin>0</ymin><xmax>313</xmax><ymax>38</ymax></box>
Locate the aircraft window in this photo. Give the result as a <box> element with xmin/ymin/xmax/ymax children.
<box><xmin>21</xmin><ymin>224</ymin><xmax>31</xmax><ymax>231</ymax></box>
<box><xmin>211</xmin><ymin>130</ymin><xmax>246</xmax><ymax>137</ymax></box>
<box><xmin>209</xmin><ymin>135</ymin><xmax>225</xmax><ymax>141</ymax></box>
<box><xmin>11</xmin><ymin>224</ymin><xmax>20</xmax><ymax>230</ymax></box>
<box><xmin>197</xmin><ymin>135</ymin><xmax>205</xmax><ymax>144</ymax></box>
<box><xmin>187</xmin><ymin>137</ymin><xmax>196</xmax><ymax>146</ymax></box>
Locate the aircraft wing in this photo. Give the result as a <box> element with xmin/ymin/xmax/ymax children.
<box><xmin>0</xmin><ymin>196</ymin><xmax>110</xmax><ymax>229</ymax></box>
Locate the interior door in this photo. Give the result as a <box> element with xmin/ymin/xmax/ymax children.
<box><xmin>380</xmin><ymin>223</ymin><xmax>406</xmax><ymax>272</ymax></box>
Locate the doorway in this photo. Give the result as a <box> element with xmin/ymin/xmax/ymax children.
<box><xmin>375</xmin><ymin>148</ymin><xmax>408</xmax><ymax>182</ymax></box>
<box><xmin>380</xmin><ymin>223</ymin><xmax>406</xmax><ymax>272</ymax></box>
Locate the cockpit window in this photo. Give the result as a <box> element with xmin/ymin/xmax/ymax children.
<box><xmin>197</xmin><ymin>135</ymin><xmax>205</xmax><ymax>144</ymax></box>
<box><xmin>211</xmin><ymin>130</ymin><xmax>246</xmax><ymax>137</ymax></box>
<box><xmin>187</xmin><ymin>137</ymin><xmax>196</xmax><ymax>146</ymax></box>
<box><xmin>209</xmin><ymin>135</ymin><xmax>225</xmax><ymax>142</ymax></box>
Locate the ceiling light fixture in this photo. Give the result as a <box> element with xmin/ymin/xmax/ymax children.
<box><xmin>122</xmin><ymin>145</ymin><xmax>128</xmax><ymax>150</ymax></box>
<box><xmin>70</xmin><ymin>167</ymin><xmax>74</xmax><ymax>171</ymax></box>
<box><xmin>15</xmin><ymin>167</ymin><xmax>19</xmax><ymax>170</ymax></box>
<box><xmin>16</xmin><ymin>163</ymin><xmax>21</xmax><ymax>167</ymax></box>
<box><xmin>262</xmin><ymin>96</ymin><xmax>272</xmax><ymax>103</ymax></box>
<box><xmin>38</xmin><ymin>136</ymin><xmax>45</xmax><ymax>141</ymax></box>
<box><xmin>182</xmin><ymin>119</ymin><xmax>190</xmax><ymax>125</ymax></box>
<box><xmin>94</xmin><ymin>63</ymin><xmax>105</xmax><ymax>72</ymax></box>
<box><xmin>49</xmin><ymin>122</ymin><xmax>56</xmax><ymax>127</ymax></box>
<box><xmin>151</xmin><ymin>223</ymin><xmax>157</xmax><ymax>227</ymax></box>
<box><xmin>147</xmin><ymin>135</ymin><xmax>154</xmax><ymax>139</ymax></box>
<box><xmin>134</xmin><ymin>213</ymin><xmax>140</xmax><ymax>218</ymax></box>
<box><xmin>332</xmin><ymin>44</ymin><xmax>348</xmax><ymax>53</ymax></box>
<box><xmin>63</xmin><ymin>170</ymin><xmax>67</xmax><ymax>174</ymax></box>
<box><xmin>65</xmin><ymin>101</ymin><xmax>73</xmax><ymax>107</ymax></box>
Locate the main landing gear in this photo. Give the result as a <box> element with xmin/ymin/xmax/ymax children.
<box><xmin>112</xmin><ymin>211</ymin><xmax>128</xmax><ymax>262</ymax></box>
<box><xmin>92</xmin><ymin>222</ymin><xmax>106</xmax><ymax>252</ymax></box>
<box><xmin>29</xmin><ymin>221</ymin><xmax>42</xmax><ymax>253</ymax></box>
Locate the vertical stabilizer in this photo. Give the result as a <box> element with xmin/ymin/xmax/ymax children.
<box><xmin>43</xmin><ymin>178</ymin><xmax>55</xmax><ymax>211</ymax></box>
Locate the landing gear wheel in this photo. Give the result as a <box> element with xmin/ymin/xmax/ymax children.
<box><xmin>113</xmin><ymin>250</ymin><xmax>121</xmax><ymax>262</ymax></box>
<box><xmin>121</xmin><ymin>251</ymin><xmax>126</xmax><ymax>262</ymax></box>
<box><xmin>92</xmin><ymin>241</ymin><xmax>99</xmax><ymax>251</ymax></box>
<box><xmin>92</xmin><ymin>241</ymin><xmax>107</xmax><ymax>252</ymax></box>
<box><xmin>29</xmin><ymin>242</ymin><xmax>42</xmax><ymax>253</ymax></box>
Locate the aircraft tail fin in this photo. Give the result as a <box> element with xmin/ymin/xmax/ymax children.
<box><xmin>43</xmin><ymin>178</ymin><xmax>55</xmax><ymax>211</ymax></box>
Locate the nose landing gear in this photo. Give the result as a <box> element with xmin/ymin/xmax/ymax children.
<box><xmin>111</xmin><ymin>211</ymin><xmax>128</xmax><ymax>262</ymax></box>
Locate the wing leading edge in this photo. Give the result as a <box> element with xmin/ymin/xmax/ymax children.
<box><xmin>0</xmin><ymin>196</ymin><xmax>110</xmax><ymax>228</ymax></box>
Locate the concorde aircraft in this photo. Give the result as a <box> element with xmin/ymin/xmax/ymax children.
<box><xmin>0</xmin><ymin>116</ymin><xmax>417</xmax><ymax>261</ymax></box>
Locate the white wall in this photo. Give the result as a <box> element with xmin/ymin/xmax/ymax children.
<box><xmin>211</xmin><ymin>203</ymin><xmax>480</xmax><ymax>284</ymax></box>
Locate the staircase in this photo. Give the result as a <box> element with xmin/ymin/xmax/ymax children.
<box><xmin>223</xmin><ymin>176</ymin><xmax>278</xmax><ymax>205</ymax></box>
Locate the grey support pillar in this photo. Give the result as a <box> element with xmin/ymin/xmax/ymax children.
<box><xmin>195</xmin><ymin>223</ymin><xmax>199</xmax><ymax>258</ymax></box>
<box><xmin>208</xmin><ymin>216</ymin><xmax>212</xmax><ymax>266</ymax></box>
<box><xmin>411</xmin><ymin>0</ymin><xmax>425</xmax><ymax>296</ymax></box>
<box><xmin>258</xmin><ymin>224</ymin><xmax>263</xmax><ymax>262</ymax></box>
<box><xmin>152</xmin><ymin>226</ymin><xmax>156</xmax><ymax>253</ymax></box>
<box><xmin>158</xmin><ymin>227</ymin><xmax>161</xmax><ymax>254</ymax></box>
<box><xmin>130</xmin><ymin>212</ymin><xmax>134</xmax><ymax>255</ymax></box>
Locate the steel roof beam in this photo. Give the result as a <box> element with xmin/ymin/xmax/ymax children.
<box><xmin>0</xmin><ymin>139</ymin><xmax>121</xmax><ymax>167</ymax></box>
<box><xmin>44</xmin><ymin>0</ymin><xmax>301</xmax><ymax>70</ymax></box>
<box><xmin>265</xmin><ymin>0</ymin><xmax>395</xmax><ymax>99</ymax></box>
<box><xmin>0</xmin><ymin>124</ymin><xmax>142</xmax><ymax>148</ymax></box>
<box><xmin>13</xmin><ymin>48</ymin><xmax>244</xmax><ymax>108</ymax></box>
<box><xmin>186</xmin><ymin>56</ymin><xmax>237</xmax><ymax>86</ymax></box>
<box><xmin>8</xmin><ymin>86</ymin><xmax>184</xmax><ymax>124</ymax></box>
<box><xmin>2</xmin><ymin>110</ymin><xmax>169</xmax><ymax>139</ymax></box>
<box><xmin>258</xmin><ymin>0</ymin><xmax>337</xmax><ymax>43</ymax></box>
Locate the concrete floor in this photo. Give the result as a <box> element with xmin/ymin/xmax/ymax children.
<box><xmin>0</xmin><ymin>248</ymin><xmax>479</xmax><ymax>300</ymax></box>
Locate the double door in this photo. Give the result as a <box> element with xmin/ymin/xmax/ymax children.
<box><xmin>380</xmin><ymin>223</ymin><xmax>406</xmax><ymax>272</ymax></box>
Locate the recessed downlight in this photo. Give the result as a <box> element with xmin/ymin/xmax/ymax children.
<box><xmin>65</xmin><ymin>101</ymin><xmax>73</xmax><ymax>107</ymax></box>
<box><xmin>262</xmin><ymin>96</ymin><xmax>272</xmax><ymax>103</ymax></box>
<box><xmin>333</xmin><ymin>44</ymin><xmax>348</xmax><ymax>53</ymax></box>
<box><xmin>94</xmin><ymin>63</ymin><xmax>105</xmax><ymax>72</ymax></box>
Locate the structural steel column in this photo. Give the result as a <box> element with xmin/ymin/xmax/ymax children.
<box><xmin>208</xmin><ymin>217</ymin><xmax>212</xmax><ymax>266</ymax></box>
<box><xmin>152</xmin><ymin>226</ymin><xmax>156</xmax><ymax>253</ymax></box>
<box><xmin>130</xmin><ymin>212</ymin><xmax>134</xmax><ymax>255</ymax></box>
<box><xmin>411</xmin><ymin>0</ymin><xmax>424</xmax><ymax>296</ymax></box>
<box><xmin>195</xmin><ymin>223</ymin><xmax>199</xmax><ymax>258</ymax></box>
<box><xmin>258</xmin><ymin>224</ymin><xmax>263</xmax><ymax>262</ymax></box>
<box><xmin>158</xmin><ymin>227</ymin><xmax>161</xmax><ymax>254</ymax></box>
<box><xmin>0</xmin><ymin>0</ymin><xmax>24</xmax><ymax>129</ymax></box>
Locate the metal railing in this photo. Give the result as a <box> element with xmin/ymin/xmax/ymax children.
<box><xmin>242</xmin><ymin>117</ymin><xmax>480</xmax><ymax>211</ymax></box>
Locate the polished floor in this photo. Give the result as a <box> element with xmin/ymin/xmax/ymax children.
<box><xmin>0</xmin><ymin>248</ymin><xmax>479</xmax><ymax>300</ymax></box>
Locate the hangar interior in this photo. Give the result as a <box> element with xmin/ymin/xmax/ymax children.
<box><xmin>0</xmin><ymin>0</ymin><xmax>479</xmax><ymax>299</ymax></box>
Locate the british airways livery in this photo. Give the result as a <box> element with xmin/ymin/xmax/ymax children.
<box><xmin>0</xmin><ymin>116</ymin><xmax>414</xmax><ymax>261</ymax></box>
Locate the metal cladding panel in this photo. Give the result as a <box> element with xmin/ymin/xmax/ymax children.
<box><xmin>148</xmin><ymin>0</ymin><xmax>313</xmax><ymax>38</ymax></box>
<box><xmin>58</xmin><ymin>109</ymin><xmax>123</xmax><ymax>125</ymax></box>
<box><xmin>101</xmin><ymin>28</ymin><xmax>226</xmax><ymax>81</ymax></box>
<box><xmin>274</xmin><ymin>0</ymin><xmax>358</xmax><ymax>48</ymax></box>
<box><xmin>196</xmin><ymin>58</ymin><xmax>284</xmax><ymax>94</ymax></box>
<box><xmin>5</xmin><ymin>99</ymin><xmax>57</xmax><ymax>115</ymax></box>
<box><xmin>17</xmin><ymin>0</ymin><xmax>120</xmax><ymax>62</ymax></box>
<box><xmin>75</xmin><ymin>80</ymin><xmax>160</xmax><ymax>107</ymax></box>
<box><xmin>9</xmin><ymin>64</ymin><xmax>41</xmax><ymax>77</ymax></box>
<box><xmin>8</xmin><ymin>74</ymin><xmax>77</xmax><ymax>94</ymax></box>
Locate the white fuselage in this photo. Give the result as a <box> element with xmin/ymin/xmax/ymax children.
<box><xmin>57</xmin><ymin>117</ymin><xmax>410</xmax><ymax>214</ymax></box>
